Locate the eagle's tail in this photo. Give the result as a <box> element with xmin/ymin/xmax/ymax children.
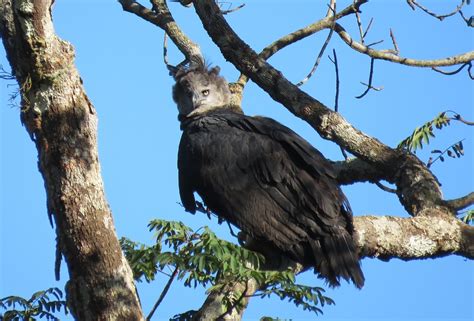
<box><xmin>312</xmin><ymin>232</ymin><xmax>365</xmax><ymax>289</ymax></box>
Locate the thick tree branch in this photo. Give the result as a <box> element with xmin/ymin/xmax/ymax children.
<box><xmin>0</xmin><ymin>0</ymin><xmax>144</xmax><ymax>319</ymax></box>
<box><xmin>332</xmin><ymin>158</ymin><xmax>386</xmax><ymax>185</ymax></box>
<box><xmin>193</xmin><ymin>278</ymin><xmax>259</xmax><ymax>320</ymax></box>
<box><xmin>355</xmin><ymin>212</ymin><xmax>474</xmax><ymax>260</ymax></box>
<box><xmin>444</xmin><ymin>192</ymin><xmax>474</xmax><ymax>211</ymax></box>
<box><xmin>333</xmin><ymin>23</ymin><xmax>474</xmax><ymax>67</ymax></box>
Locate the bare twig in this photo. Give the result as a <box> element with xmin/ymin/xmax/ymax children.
<box><xmin>447</xmin><ymin>110</ymin><xmax>474</xmax><ymax>125</ymax></box>
<box><xmin>147</xmin><ymin>266</ymin><xmax>179</xmax><ymax>321</ymax></box>
<box><xmin>326</xmin><ymin>0</ymin><xmax>336</xmax><ymax>18</ymax></box>
<box><xmin>221</xmin><ymin>3</ymin><xmax>245</xmax><ymax>15</ymax></box>
<box><xmin>409</xmin><ymin>0</ymin><xmax>467</xmax><ymax>21</ymax></box>
<box><xmin>360</xmin><ymin>81</ymin><xmax>383</xmax><ymax>91</ymax></box>
<box><xmin>296</xmin><ymin>2</ymin><xmax>337</xmax><ymax>87</ymax></box>
<box><xmin>227</xmin><ymin>222</ymin><xmax>239</xmax><ymax>238</ymax></box>
<box><xmin>334</xmin><ymin>23</ymin><xmax>474</xmax><ymax>67</ymax></box>
<box><xmin>445</xmin><ymin>192</ymin><xmax>474</xmax><ymax>211</ymax></box>
<box><xmin>328</xmin><ymin>49</ymin><xmax>340</xmax><ymax>113</ymax></box>
<box><xmin>389</xmin><ymin>28</ymin><xmax>400</xmax><ymax>55</ymax></box>
<box><xmin>355</xmin><ymin>11</ymin><xmax>364</xmax><ymax>43</ymax></box>
<box><xmin>406</xmin><ymin>0</ymin><xmax>416</xmax><ymax>11</ymax></box>
<box><xmin>459</xmin><ymin>10</ymin><xmax>474</xmax><ymax>27</ymax></box>
<box><xmin>356</xmin><ymin>58</ymin><xmax>380</xmax><ymax>99</ymax></box>
<box><xmin>355</xmin><ymin>12</ymin><xmax>374</xmax><ymax>44</ymax></box>
<box><xmin>432</xmin><ymin>62</ymin><xmax>474</xmax><ymax>79</ymax></box>
<box><xmin>366</xmin><ymin>39</ymin><xmax>384</xmax><ymax>48</ymax></box>
<box><xmin>329</xmin><ymin>49</ymin><xmax>348</xmax><ymax>160</ymax></box>
<box><xmin>363</xmin><ymin>17</ymin><xmax>374</xmax><ymax>39</ymax></box>
<box><xmin>375</xmin><ymin>181</ymin><xmax>397</xmax><ymax>194</ymax></box>
<box><xmin>0</xmin><ymin>64</ymin><xmax>15</xmax><ymax>80</ymax></box>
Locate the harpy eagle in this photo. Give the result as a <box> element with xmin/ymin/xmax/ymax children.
<box><xmin>172</xmin><ymin>65</ymin><xmax>364</xmax><ymax>288</ymax></box>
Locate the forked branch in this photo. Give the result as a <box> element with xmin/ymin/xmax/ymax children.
<box><xmin>334</xmin><ymin>23</ymin><xmax>474</xmax><ymax>67</ymax></box>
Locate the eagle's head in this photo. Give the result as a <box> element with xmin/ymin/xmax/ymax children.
<box><xmin>171</xmin><ymin>65</ymin><xmax>231</xmax><ymax>118</ymax></box>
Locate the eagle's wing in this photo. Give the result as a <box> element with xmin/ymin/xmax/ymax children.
<box><xmin>178</xmin><ymin>132</ymin><xmax>197</xmax><ymax>214</ymax></box>
<box><xmin>226</xmin><ymin>114</ymin><xmax>363</xmax><ymax>288</ymax></box>
<box><xmin>178</xmin><ymin>112</ymin><xmax>364</xmax><ymax>288</ymax></box>
<box><xmin>229</xmin><ymin>115</ymin><xmax>352</xmax><ymax>227</ymax></box>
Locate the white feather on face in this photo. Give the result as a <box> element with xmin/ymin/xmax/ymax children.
<box><xmin>172</xmin><ymin>66</ymin><xmax>231</xmax><ymax>117</ymax></box>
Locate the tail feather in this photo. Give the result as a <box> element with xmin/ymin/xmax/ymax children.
<box><xmin>310</xmin><ymin>232</ymin><xmax>364</xmax><ymax>289</ymax></box>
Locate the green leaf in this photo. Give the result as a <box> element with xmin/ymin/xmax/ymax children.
<box><xmin>398</xmin><ymin>111</ymin><xmax>456</xmax><ymax>152</ymax></box>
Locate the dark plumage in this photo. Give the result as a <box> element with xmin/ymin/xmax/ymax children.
<box><xmin>172</xmin><ymin>65</ymin><xmax>364</xmax><ymax>288</ymax></box>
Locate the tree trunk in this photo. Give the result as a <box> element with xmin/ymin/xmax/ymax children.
<box><xmin>0</xmin><ymin>1</ymin><xmax>144</xmax><ymax>320</ymax></box>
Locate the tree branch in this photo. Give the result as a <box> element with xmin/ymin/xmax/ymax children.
<box><xmin>333</xmin><ymin>23</ymin><xmax>474</xmax><ymax>67</ymax></box>
<box><xmin>258</xmin><ymin>0</ymin><xmax>366</xmax><ymax>60</ymax></box>
<box><xmin>408</xmin><ymin>0</ymin><xmax>467</xmax><ymax>21</ymax></box>
<box><xmin>296</xmin><ymin>2</ymin><xmax>336</xmax><ymax>87</ymax></box>
<box><xmin>237</xmin><ymin>0</ymin><xmax>368</xmax><ymax>85</ymax></box>
<box><xmin>432</xmin><ymin>62</ymin><xmax>474</xmax><ymax>79</ymax></box>
<box><xmin>355</xmin><ymin>58</ymin><xmax>379</xmax><ymax>99</ymax></box>
<box><xmin>332</xmin><ymin>158</ymin><xmax>385</xmax><ymax>185</ymax></box>
<box><xmin>147</xmin><ymin>267</ymin><xmax>179</xmax><ymax>321</ymax></box>
<box><xmin>355</xmin><ymin>212</ymin><xmax>474</xmax><ymax>260</ymax></box>
<box><xmin>119</xmin><ymin>0</ymin><xmax>203</xmax><ymax>65</ymax></box>
<box><xmin>193</xmin><ymin>278</ymin><xmax>259</xmax><ymax>320</ymax></box>
<box><xmin>444</xmin><ymin>192</ymin><xmax>474</xmax><ymax>211</ymax></box>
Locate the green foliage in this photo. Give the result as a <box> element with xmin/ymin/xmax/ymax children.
<box><xmin>0</xmin><ymin>288</ymin><xmax>67</xmax><ymax>321</ymax></box>
<box><xmin>398</xmin><ymin>111</ymin><xmax>471</xmax><ymax>167</ymax></box>
<box><xmin>258</xmin><ymin>282</ymin><xmax>334</xmax><ymax>315</ymax></box>
<box><xmin>398</xmin><ymin>111</ymin><xmax>452</xmax><ymax>152</ymax></box>
<box><xmin>122</xmin><ymin>219</ymin><xmax>265</xmax><ymax>288</ymax></box>
<box><xmin>427</xmin><ymin>140</ymin><xmax>464</xmax><ymax>168</ymax></box>
<box><xmin>121</xmin><ymin>219</ymin><xmax>334</xmax><ymax>316</ymax></box>
<box><xmin>460</xmin><ymin>209</ymin><xmax>474</xmax><ymax>224</ymax></box>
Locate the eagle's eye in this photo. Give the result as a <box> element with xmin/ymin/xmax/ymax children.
<box><xmin>202</xmin><ymin>89</ymin><xmax>210</xmax><ymax>96</ymax></box>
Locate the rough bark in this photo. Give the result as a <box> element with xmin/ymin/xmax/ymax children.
<box><xmin>0</xmin><ymin>1</ymin><xmax>144</xmax><ymax>320</ymax></box>
<box><xmin>355</xmin><ymin>213</ymin><xmax>474</xmax><ymax>260</ymax></box>
<box><xmin>192</xmin><ymin>279</ymin><xmax>259</xmax><ymax>321</ymax></box>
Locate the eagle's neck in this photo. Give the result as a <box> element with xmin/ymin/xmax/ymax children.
<box><xmin>178</xmin><ymin>105</ymin><xmax>244</xmax><ymax>129</ymax></box>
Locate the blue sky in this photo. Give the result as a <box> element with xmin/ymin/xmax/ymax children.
<box><xmin>1</xmin><ymin>1</ymin><xmax>473</xmax><ymax>320</ymax></box>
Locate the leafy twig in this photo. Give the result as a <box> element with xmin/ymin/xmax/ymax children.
<box><xmin>427</xmin><ymin>139</ymin><xmax>465</xmax><ymax>168</ymax></box>
<box><xmin>398</xmin><ymin>111</ymin><xmax>471</xmax><ymax>152</ymax></box>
